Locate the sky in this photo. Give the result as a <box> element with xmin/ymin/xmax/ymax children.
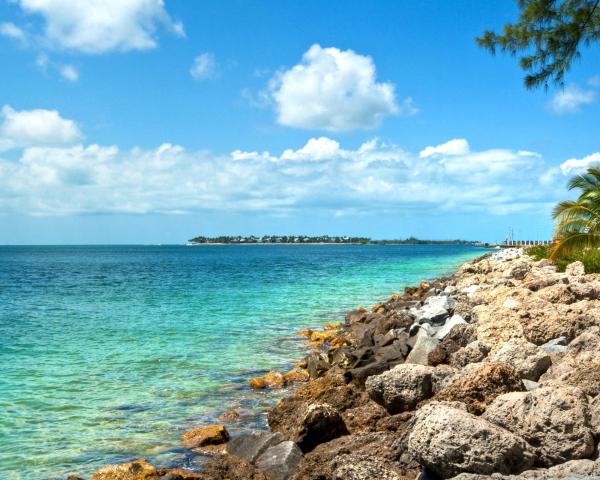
<box><xmin>1</xmin><ymin>0</ymin><xmax>599</xmax><ymax>244</ymax></box>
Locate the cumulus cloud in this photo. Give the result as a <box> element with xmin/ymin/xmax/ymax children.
<box><xmin>560</xmin><ymin>152</ymin><xmax>600</xmax><ymax>175</ymax></box>
<box><xmin>0</xmin><ymin>105</ymin><xmax>82</xmax><ymax>151</ymax></box>
<box><xmin>548</xmin><ymin>84</ymin><xmax>596</xmax><ymax>114</ymax></box>
<box><xmin>0</xmin><ymin>118</ymin><xmax>559</xmax><ymax>216</ymax></box>
<box><xmin>190</xmin><ymin>53</ymin><xmax>218</xmax><ymax>80</ymax></box>
<box><xmin>9</xmin><ymin>0</ymin><xmax>184</xmax><ymax>54</ymax></box>
<box><xmin>268</xmin><ymin>44</ymin><xmax>401</xmax><ymax>131</ymax></box>
<box><xmin>0</xmin><ymin>22</ymin><xmax>26</xmax><ymax>41</ymax></box>
<box><xmin>420</xmin><ymin>138</ymin><xmax>470</xmax><ymax>158</ymax></box>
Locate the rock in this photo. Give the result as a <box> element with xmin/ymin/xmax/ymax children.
<box><xmin>202</xmin><ymin>454</ymin><xmax>269</xmax><ymax>480</ymax></box>
<box><xmin>270</xmin><ymin>402</ymin><xmax>348</xmax><ymax>453</ymax></box>
<box><xmin>415</xmin><ymin>295</ymin><xmax>453</xmax><ymax>325</ymax></box>
<box><xmin>434</xmin><ymin>315</ymin><xmax>467</xmax><ymax>340</ymax></box>
<box><xmin>365</xmin><ymin>364</ymin><xmax>435</xmax><ymax>414</ymax></box>
<box><xmin>155</xmin><ymin>468</ymin><xmax>203</xmax><ymax>479</ymax></box>
<box><xmin>449</xmin><ymin>458</ymin><xmax>600</xmax><ymax>478</ymax></box>
<box><xmin>306</xmin><ymin>352</ymin><xmax>330</xmax><ymax>379</ymax></box>
<box><xmin>405</xmin><ymin>331</ymin><xmax>440</xmax><ymax>365</ymax></box>
<box><xmin>428</xmin><ymin>324</ymin><xmax>476</xmax><ymax>366</ymax></box>
<box><xmin>434</xmin><ymin>362</ymin><xmax>523</xmax><ymax>414</ymax></box>
<box><xmin>565</xmin><ymin>260</ymin><xmax>585</xmax><ymax>276</ymax></box>
<box><xmin>522</xmin><ymin>379</ymin><xmax>539</xmax><ymax>391</ymax></box>
<box><xmin>483</xmin><ymin>386</ymin><xmax>594</xmax><ymax>466</ymax></box>
<box><xmin>503</xmin><ymin>260</ymin><xmax>531</xmax><ymax>280</ymax></box>
<box><xmin>539</xmin><ymin>336</ymin><xmax>567</xmax><ymax>355</ymax></box>
<box><xmin>344</xmin><ymin>360</ymin><xmax>390</xmax><ymax>383</ymax></box>
<box><xmin>91</xmin><ymin>459</ymin><xmax>157</xmax><ymax>480</ymax></box>
<box><xmin>283</xmin><ymin>368</ymin><xmax>309</xmax><ymax>386</ymax></box>
<box><xmin>330</xmin><ymin>453</ymin><xmax>405</xmax><ymax>480</ymax></box>
<box><xmin>408</xmin><ymin>403</ymin><xmax>535</xmax><ymax>477</ymax></box>
<box><xmin>180</xmin><ymin>425</ymin><xmax>229</xmax><ymax>449</ymax></box>
<box><xmin>590</xmin><ymin>395</ymin><xmax>600</xmax><ymax>436</ymax></box>
<box><xmin>218</xmin><ymin>410</ymin><xmax>241</xmax><ymax>422</ymax></box>
<box><xmin>249</xmin><ymin>377</ymin><xmax>267</xmax><ymax>389</ymax></box>
<box><xmin>449</xmin><ymin>341</ymin><xmax>489</xmax><ymax>368</ymax></box>
<box><xmin>255</xmin><ymin>441</ymin><xmax>303</xmax><ymax>480</ymax></box>
<box><xmin>227</xmin><ymin>432</ymin><xmax>286</xmax><ymax>463</ymax></box>
<box><xmin>491</xmin><ymin>337</ymin><xmax>551</xmax><ymax>381</ymax></box>
<box><xmin>341</xmin><ymin>400</ymin><xmax>389</xmax><ymax>433</ymax></box>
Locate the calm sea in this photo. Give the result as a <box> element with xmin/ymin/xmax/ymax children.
<box><xmin>0</xmin><ymin>244</ymin><xmax>487</xmax><ymax>479</ymax></box>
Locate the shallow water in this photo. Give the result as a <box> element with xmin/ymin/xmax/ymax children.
<box><xmin>0</xmin><ymin>244</ymin><xmax>487</xmax><ymax>479</ymax></box>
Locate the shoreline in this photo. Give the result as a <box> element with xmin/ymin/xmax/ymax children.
<box><xmin>75</xmin><ymin>248</ymin><xmax>600</xmax><ymax>479</ymax></box>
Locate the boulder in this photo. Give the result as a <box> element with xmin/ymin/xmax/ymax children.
<box><xmin>408</xmin><ymin>403</ymin><xmax>535</xmax><ymax>477</ymax></box>
<box><xmin>180</xmin><ymin>425</ymin><xmax>229</xmax><ymax>449</ymax></box>
<box><xmin>255</xmin><ymin>441</ymin><xmax>303</xmax><ymax>480</ymax></box>
<box><xmin>503</xmin><ymin>260</ymin><xmax>531</xmax><ymax>280</ymax></box>
<box><xmin>227</xmin><ymin>432</ymin><xmax>286</xmax><ymax>463</ymax></box>
<box><xmin>341</xmin><ymin>400</ymin><xmax>389</xmax><ymax>433</ymax></box>
<box><xmin>405</xmin><ymin>331</ymin><xmax>440</xmax><ymax>365</ymax></box>
<box><xmin>483</xmin><ymin>386</ymin><xmax>594</xmax><ymax>466</ymax></box>
<box><xmin>270</xmin><ymin>402</ymin><xmax>348</xmax><ymax>453</ymax></box>
<box><xmin>365</xmin><ymin>364</ymin><xmax>435</xmax><ymax>414</ymax></box>
<box><xmin>306</xmin><ymin>352</ymin><xmax>330</xmax><ymax>379</ymax></box>
<box><xmin>91</xmin><ymin>459</ymin><xmax>157</xmax><ymax>480</ymax></box>
<box><xmin>590</xmin><ymin>395</ymin><xmax>600</xmax><ymax>436</ymax></box>
<box><xmin>565</xmin><ymin>260</ymin><xmax>585</xmax><ymax>277</ymax></box>
<box><xmin>449</xmin><ymin>459</ymin><xmax>600</xmax><ymax>479</ymax></box>
<box><xmin>202</xmin><ymin>454</ymin><xmax>269</xmax><ymax>480</ymax></box>
<box><xmin>434</xmin><ymin>315</ymin><xmax>467</xmax><ymax>340</ymax></box>
<box><xmin>434</xmin><ymin>362</ymin><xmax>523</xmax><ymax>414</ymax></box>
<box><xmin>415</xmin><ymin>295</ymin><xmax>453</xmax><ymax>325</ymax></box>
<box><xmin>491</xmin><ymin>337</ymin><xmax>551</xmax><ymax>381</ymax></box>
<box><xmin>449</xmin><ymin>341</ymin><xmax>489</xmax><ymax>368</ymax></box>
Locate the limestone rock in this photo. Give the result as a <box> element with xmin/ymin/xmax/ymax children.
<box><xmin>180</xmin><ymin>425</ymin><xmax>229</xmax><ymax>449</ymax></box>
<box><xmin>565</xmin><ymin>260</ymin><xmax>585</xmax><ymax>277</ymax></box>
<box><xmin>434</xmin><ymin>362</ymin><xmax>523</xmax><ymax>414</ymax></box>
<box><xmin>449</xmin><ymin>459</ymin><xmax>600</xmax><ymax>478</ymax></box>
<box><xmin>365</xmin><ymin>364</ymin><xmax>435</xmax><ymax>414</ymax></box>
<box><xmin>491</xmin><ymin>337</ymin><xmax>551</xmax><ymax>381</ymax></box>
<box><xmin>408</xmin><ymin>403</ymin><xmax>535</xmax><ymax>477</ymax></box>
<box><xmin>590</xmin><ymin>394</ymin><xmax>600</xmax><ymax>436</ymax></box>
<box><xmin>449</xmin><ymin>341</ymin><xmax>489</xmax><ymax>368</ymax></box>
<box><xmin>255</xmin><ymin>441</ymin><xmax>303</xmax><ymax>480</ymax></box>
<box><xmin>483</xmin><ymin>386</ymin><xmax>594</xmax><ymax>466</ymax></box>
<box><xmin>91</xmin><ymin>459</ymin><xmax>157</xmax><ymax>480</ymax></box>
<box><xmin>331</xmin><ymin>454</ymin><xmax>404</xmax><ymax>480</ymax></box>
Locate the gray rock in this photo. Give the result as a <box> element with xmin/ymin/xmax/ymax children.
<box><xmin>405</xmin><ymin>330</ymin><xmax>440</xmax><ymax>365</ymax></box>
<box><xmin>416</xmin><ymin>295</ymin><xmax>453</xmax><ymax>325</ymax></box>
<box><xmin>522</xmin><ymin>379</ymin><xmax>539</xmax><ymax>391</ymax></box>
<box><xmin>408</xmin><ymin>403</ymin><xmax>536</xmax><ymax>477</ymax></box>
<box><xmin>255</xmin><ymin>440</ymin><xmax>303</xmax><ymax>480</ymax></box>
<box><xmin>540</xmin><ymin>336</ymin><xmax>568</xmax><ymax>355</ymax></box>
<box><xmin>365</xmin><ymin>363</ymin><xmax>435</xmax><ymax>414</ymax></box>
<box><xmin>491</xmin><ymin>337</ymin><xmax>552</xmax><ymax>381</ymax></box>
<box><xmin>483</xmin><ymin>386</ymin><xmax>594</xmax><ymax>466</ymax></box>
<box><xmin>450</xmin><ymin>458</ymin><xmax>600</xmax><ymax>478</ymax></box>
<box><xmin>227</xmin><ymin>431</ymin><xmax>285</xmax><ymax>463</ymax></box>
<box><xmin>434</xmin><ymin>314</ymin><xmax>467</xmax><ymax>340</ymax></box>
<box><xmin>306</xmin><ymin>351</ymin><xmax>330</xmax><ymax>379</ymax></box>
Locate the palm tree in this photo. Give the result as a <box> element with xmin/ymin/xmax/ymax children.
<box><xmin>551</xmin><ymin>167</ymin><xmax>600</xmax><ymax>259</ymax></box>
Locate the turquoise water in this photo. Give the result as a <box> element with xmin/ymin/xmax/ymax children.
<box><xmin>0</xmin><ymin>244</ymin><xmax>486</xmax><ymax>479</ymax></box>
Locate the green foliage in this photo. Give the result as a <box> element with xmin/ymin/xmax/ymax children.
<box><xmin>477</xmin><ymin>0</ymin><xmax>600</xmax><ymax>89</ymax></box>
<box><xmin>526</xmin><ymin>244</ymin><xmax>600</xmax><ymax>272</ymax></box>
<box><xmin>551</xmin><ymin>167</ymin><xmax>600</xmax><ymax>258</ymax></box>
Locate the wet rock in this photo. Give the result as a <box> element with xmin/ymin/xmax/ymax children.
<box><xmin>202</xmin><ymin>454</ymin><xmax>269</xmax><ymax>480</ymax></box>
<box><xmin>91</xmin><ymin>459</ymin><xmax>157</xmax><ymax>480</ymax></box>
<box><xmin>365</xmin><ymin>363</ymin><xmax>435</xmax><ymax>414</ymax></box>
<box><xmin>405</xmin><ymin>331</ymin><xmax>440</xmax><ymax>365</ymax></box>
<box><xmin>434</xmin><ymin>362</ymin><xmax>523</xmax><ymax>415</ymax></box>
<box><xmin>270</xmin><ymin>402</ymin><xmax>348</xmax><ymax>453</ymax></box>
<box><xmin>227</xmin><ymin>432</ymin><xmax>286</xmax><ymax>463</ymax></box>
<box><xmin>408</xmin><ymin>403</ymin><xmax>535</xmax><ymax>478</ymax></box>
<box><xmin>217</xmin><ymin>410</ymin><xmax>241</xmax><ymax>422</ymax></box>
<box><xmin>306</xmin><ymin>351</ymin><xmax>330</xmax><ymax>379</ymax></box>
<box><xmin>156</xmin><ymin>468</ymin><xmax>203</xmax><ymax>479</ymax></box>
<box><xmin>491</xmin><ymin>337</ymin><xmax>551</xmax><ymax>381</ymax></box>
<box><xmin>255</xmin><ymin>441</ymin><xmax>303</xmax><ymax>480</ymax></box>
<box><xmin>180</xmin><ymin>425</ymin><xmax>229</xmax><ymax>450</ymax></box>
<box><xmin>483</xmin><ymin>386</ymin><xmax>594</xmax><ymax>466</ymax></box>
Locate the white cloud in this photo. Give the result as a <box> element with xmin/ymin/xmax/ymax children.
<box><xmin>0</xmin><ymin>22</ymin><xmax>26</xmax><ymax>41</ymax></box>
<box><xmin>560</xmin><ymin>152</ymin><xmax>600</xmax><ymax>175</ymax></box>
<box><xmin>548</xmin><ymin>84</ymin><xmax>596</xmax><ymax>114</ymax></box>
<box><xmin>11</xmin><ymin>0</ymin><xmax>184</xmax><ymax>54</ymax></box>
<box><xmin>268</xmin><ymin>44</ymin><xmax>401</xmax><ymax>131</ymax></box>
<box><xmin>190</xmin><ymin>53</ymin><xmax>217</xmax><ymax>80</ymax></box>
<box><xmin>59</xmin><ymin>64</ymin><xmax>79</xmax><ymax>82</ymax></box>
<box><xmin>0</xmin><ymin>105</ymin><xmax>82</xmax><ymax>150</ymax></box>
<box><xmin>0</xmin><ymin>121</ymin><xmax>559</xmax><ymax>216</ymax></box>
<box><xmin>420</xmin><ymin>138</ymin><xmax>470</xmax><ymax>158</ymax></box>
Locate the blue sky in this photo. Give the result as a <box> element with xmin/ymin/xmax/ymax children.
<box><xmin>1</xmin><ymin>0</ymin><xmax>599</xmax><ymax>244</ymax></box>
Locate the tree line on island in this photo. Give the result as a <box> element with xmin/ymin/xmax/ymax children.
<box><xmin>187</xmin><ymin>235</ymin><xmax>479</xmax><ymax>245</ymax></box>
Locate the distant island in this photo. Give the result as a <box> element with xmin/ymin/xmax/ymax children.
<box><xmin>187</xmin><ymin>235</ymin><xmax>481</xmax><ymax>245</ymax></box>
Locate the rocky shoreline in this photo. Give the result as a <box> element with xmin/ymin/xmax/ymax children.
<box><xmin>73</xmin><ymin>249</ymin><xmax>600</xmax><ymax>480</ymax></box>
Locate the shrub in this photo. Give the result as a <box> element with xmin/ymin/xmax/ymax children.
<box><xmin>526</xmin><ymin>245</ymin><xmax>600</xmax><ymax>273</ymax></box>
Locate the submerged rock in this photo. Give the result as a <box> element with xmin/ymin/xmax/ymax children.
<box><xmin>180</xmin><ymin>425</ymin><xmax>229</xmax><ymax>450</ymax></box>
<box><xmin>91</xmin><ymin>459</ymin><xmax>157</xmax><ymax>480</ymax></box>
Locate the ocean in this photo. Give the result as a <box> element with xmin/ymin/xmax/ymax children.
<box><xmin>0</xmin><ymin>244</ymin><xmax>487</xmax><ymax>479</ymax></box>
